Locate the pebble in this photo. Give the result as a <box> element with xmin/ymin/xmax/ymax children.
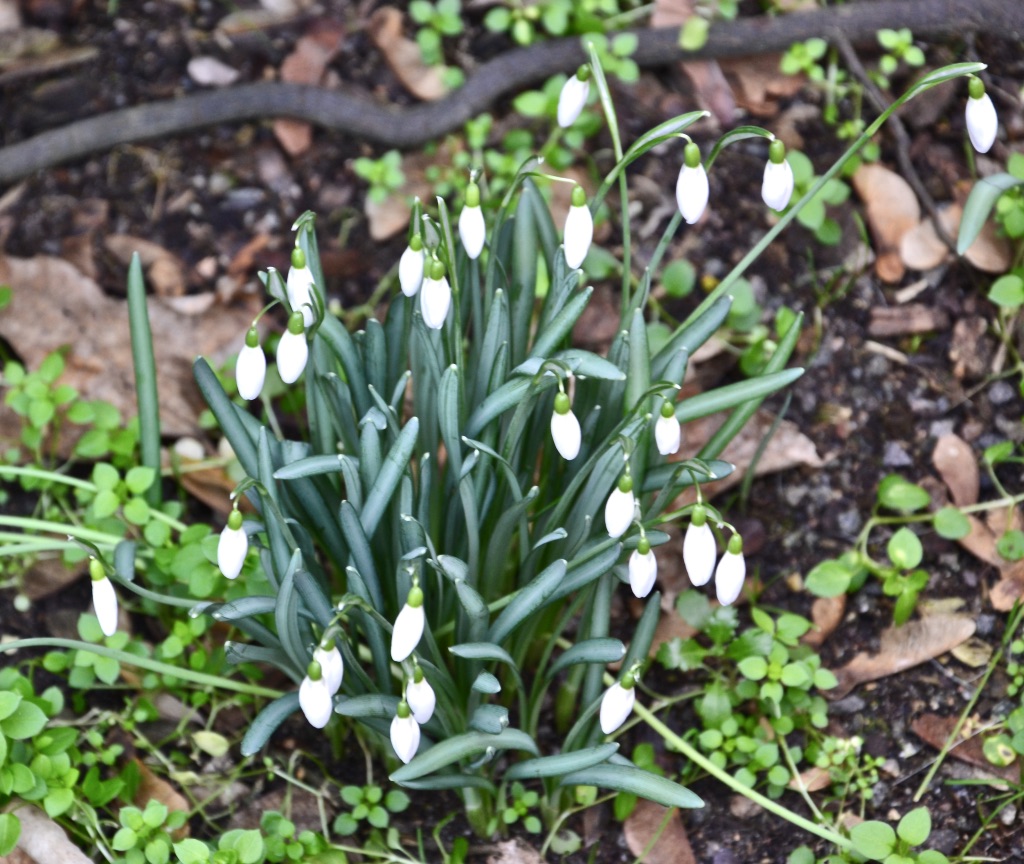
<box><xmin>975</xmin><ymin>614</ymin><xmax>997</xmax><ymax>636</ymax></box>
<box><xmin>929</xmin><ymin>419</ymin><xmax>956</xmax><ymax>438</ymax></box>
<box><xmin>831</xmin><ymin>695</ymin><xmax>866</xmax><ymax>714</ymax></box>
<box><xmin>883</xmin><ymin>441</ymin><xmax>913</xmax><ymax>466</ymax></box>
<box><xmin>928</xmin><ymin>829</ymin><xmax>958</xmax><ymax>854</ymax></box>
<box><xmin>989</xmin><ymin>381</ymin><xmax>1015</xmax><ymax>405</ymax></box>
<box><xmin>837</xmin><ymin>508</ymin><xmax>862</xmax><ymax>537</ymax></box>
<box><xmin>1000</xmin><ymin>805</ymin><xmax>1017</xmax><ymax>825</ymax></box>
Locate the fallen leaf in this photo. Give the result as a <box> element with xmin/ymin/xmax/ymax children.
<box><xmin>187</xmin><ymin>56</ymin><xmax>240</xmax><ymax>87</ymax></box>
<box><xmin>868</xmin><ymin>304</ymin><xmax>949</xmax><ymax>337</ymax></box>
<box><xmin>0</xmin><ymin>804</ymin><xmax>92</xmax><ymax>864</ymax></box>
<box><xmin>172</xmin><ymin>442</ymin><xmax>237</xmax><ymax>516</ymax></box>
<box><xmin>22</xmin><ymin>557</ymin><xmax>84</xmax><ymax>601</ymax></box>
<box><xmin>932</xmin><ymin>434</ymin><xmax>979</xmax><ymax>507</ymax></box>
<box><xmin>804</xmin><ymin>594</ymin><xmax>846</xmax><ymax>648</ymax></box>
<box><xmin>951</xmin><ymin>636</ymin><xmax>994</xmax><ymax>668</ymax></box>
<box><xmin>104</xmin><ymin>234</ymin><xmax>187</xmax><ymax>297</ymax></box>
<box><xmin>899</xmin><ymin>205</ymin><xmax>959</xmax><ymax>271</ymax></box>
<box><xmin>274</xmin><ymin>21</ymin><xmax>345</xmax><ymax>156</ymax></box>
<box><xmin>648</xmin><ymin>606</ymin><xmax>699</xmax><ymax>658</ymax></box>
<box><xmin>132</xmin><ymin>758</ymin><xmax>190</xmax><ymax>839</ymax></box>
<box><xmin>624</xmin><ymin>799</ymin><xmax>696</xmax><ymax>864</ymax></box>
<box><xmin>368</xmin><ymin>7</ymin><xmax>449</xmax><ymax>101</ymax></box>
<box><xmin>911</xmin><ymin>713</ymin><xmax>1018</xmax><ymax>783</ymax></box>
<box><xmin>486</xmin><ymin>839</ymin><xmax>545</xmax><ymax>864</ymax></box>
<box><xmin>788</xmin><ymin>765</ymin><xmax>832</xmax><ymax>793</ymax></box>
<box><xmin>851</xmin><ymin>163</ymin><xmax>920</xmax><ymax>283</ymax></box>
<box><xmin>963</xmin><ymin>218</ymin><xmax>1012</xmax><ymax>273</ymax></box>
<box><xmin>828</xmin><ymin>614</ymin><xmax>976</xmax><ymax>699</ymax></box>
<box><xmin>948</xmin><ymin>316</ymin><xmax>992</xmax><ymax>381</ymax></box>
<box><xmin>720</xmin><ymin>53</ymin><xmax>804</xmax><ymax>118</ymax></box>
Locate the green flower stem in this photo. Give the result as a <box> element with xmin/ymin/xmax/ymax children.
<box><xmin>127</xmin><ymin>251</ymin><xmax>162</xmax><ymax>508</ymax></box>
<box><xmin>1</xmin><ymin>637</ymin><xmax>284</xmax><ymax>699</ymax></box>
<box><xmin>630</xmin><ymin>699</ymin><xmax>853</xmax><ymax>851</ymax></box>
<box><xmin>0</xmin><ymin>515</ymin><xmax>125</xmax><ymax>547</ymax></box>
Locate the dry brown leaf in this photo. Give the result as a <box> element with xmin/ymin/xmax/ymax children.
<box><xmin>948</xmin><ymin>316</ymin><xmax>992</xmax><ymax>381</ymax></box>
<box><xmin>828</xmin><ymin>614</ymin><xmax>976</xmax><ymax>699</ymax></box>
<box><xmin>868</xmin><ymin>304</ymin><xmax>949</xmax><ymax>337</ymax></box>
<box><xmin>0</xmin><ymin>804</ymin><xmax>92</xmax><ymax>864</ymax></box>
<box><xmin>485</xmin><ymin>840</ymin><xmax>545</xmax><ymax>864</ymax></box>
<box><xmin>104</xmin><ymin>234</ymin><xmax>186</xmax><ymax>297</ymax></box>
<box><xmin>720</xmin><ymin>54</ymin><xmax>804</xmax><ymax>118</ymax></box>
<box><xmin>932</xmin><ymin>434</ymin><xmax>979</xmax><ymax>507</ymax></box>
<box><xmin>648</xmin><ymin>606</ymin><xmax>699</xmax><ymax>658</ymax></box>
<box><xmin>851</xmin><ymin>163</ymin><xmax>920</xmax><ymax>283</ymax></box>
<box><xmin>911</xmin><ymin>713</ymin><xmax>1018</xmax><ymax>783</ymax></box>
<box><xmin>624</xmin><ymin>799</ymin><xmax>696</xmax><ymax>864</ymax></box>
<box><xmin>368</xmin><ymin>7</ymin><xmax>448</xmax><ymax>101</ymax></box>
<box><xmin>963</xmin><ymin>218</ymin><xmax>1012</xmax><ymax>273</ymax></box>
<box><xmin>21</xmin><ymin>557</ymin><xmax>84</xmax><ymax>601</ymax></box>
<box><xmin>899</xmin><ymin>205</ymin><xmax>960</xmax><ymax>271</ymax></box>
<box><xmin>0</xmin><ymin>255</ymin><xmax>257</xmax><ymax>443</ymax></box>
<box><xmin>132</xmin><ymin>758</ymin><xmax>190</xmax><ymax>838</ymax></box>
<box><xmin>274</xmin><ymin>23</ymin><xmax>344</xmax><ymax>156</ymax></box>
<box><xmin>788</xmin><ymin>765</ymin><xmax>832</xmax><ymax>793</ymax></box>
<box><xmin>951</xmin><ymin>636</ymin><xmax>994</xmax><ymax>668</ymax></box>
<box><xmin>804</xmin><ymin>594</ymin><xmax>846</xmax><ymax>648</ymax></box>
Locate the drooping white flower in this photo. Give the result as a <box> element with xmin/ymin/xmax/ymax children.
<box><xmin>654</xmin><ymin>401</ymin><xmax>681</xmax><ymax>456</ymax></box>
<box><xmin>406</xmin><ymin>668</ymin><xmax>436</xmax><ymax>724</ymax></box>
<box><xmin>390</xmin><ymin>701</ymin><xmax>421</xmax><ymax>763</ymax></box>
<box><xmin>236</xmin><ymin>327</ymin><xmax>267</xmax><ymax>401</ymax></box>
<box><xmin>604</xmin><ymin>474</ymin><xmax>636</xmax><ymax>539</ymax></box>
<box><xmin>277</xmin><ymin>311</ymin><xmax>308</xmax><ymax>384</ymax></box>
<box><xmin>563</xmin><ymin>185</ymin><xmax>593</xmax><ymax>270</ymax></box>
<box><xmin>299</xmin><ymin>661</ymin><xmax>334</xmax><ymax>729</ymax></box>
<box><xmin>314</xmin><ymin>638</ymin><xmax>344</xmax><ymax>695</ymax></box>
<box><xmin>217</xmin><ymin>507</ymin><xmax>248</xmax><ymax>580</ymax></box>
<box><xmin>459</xmin><ymin>182</ymin><xmax>486</xmax><ymax>260</ymax></box>
<box><xmin>391</xmin><ymin>585</ymin><xmax>425</xmax><ymax>662</ymax></box>
<box><xmin>286</xmin><ymin>247</ymin><xmax>317</xmax><ymax>327</ymax></box>
<box><xmin>715</xmin><ymin>533</ymin><xmax>746</xmax><ymax>606</ymax></box>
<box><xmin>966</xmin><ymin>78</ymin><xmax>998</xmax><ymax>154</ymax></box>
<box><xmin>399</xmin><ymin>234</ymin><xmax>426</xmax><ymax>297</ymax></box>
<box><xmin>629</xmin><ymin>538</ymin><xmax>658</xmax><ymax>599</ymax></box>
<box><xmin>599</xmin><ymin>671</ymin><xmax>637</xmax><ymax>734</ymax></box>
<box><xmin>557</xmin><ymin>66</ymin><xmax>591</xmax><ymax>128</ymax></box>
<box><xmin>761</xmin><ymin>139</ymin><xmax>795</xmax><ymax>212</ymax></box>
<box><xmin>550</xmin><ymin>391</ymin><xmax>581</xmax><ymax>461</ymax></box>
<box><xmin>90</xmin><ymin>558</ymin><xmax>118</xmax><ymax>638</ymax></box>
<box><xmin>683</xmin><ymin>505</ymin><xmax>716</xmax><ymax>587</ymax></box>
<box><xmin>420</xmin><ymin>260</ymin><xmax>452</xmax><ymax>330</ymax></box>
<box><xmin>676</xmin><ymin>141</ymin><xmax>709</xmax><ymax>225</ymax></box>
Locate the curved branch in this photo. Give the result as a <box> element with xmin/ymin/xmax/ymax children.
<box><xmin>0</xmin><ymin>0</ymin><xmax>1020</xmax><ymax>183</ymax></box>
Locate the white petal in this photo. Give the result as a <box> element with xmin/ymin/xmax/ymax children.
<box><xmin>675</xmin><ymin>163</ymin><xmax>709</xmax><ymax>225</ymax></box>
<box><xmin>420</xmin><ymin>276</ymin><xmax>452</xmax><ymax>330</ymax></box>
<box><xmin>557</xmin><ymin>76</ymin><xmax>590</xmax><ymax>128</ymax></box>
<box><xmin>599</xmin><ymin>682</ymin><xmax>635</xmax><ymax>734</ymax></box>
<box><xmin>277</xmin><ymin>329</ymin><xmax>308</xmax><ymax>384</ymax></box>
<box><xmin>715</xmin><ymin>549</ymin><xmax>746</xmax><ymax>606</ymax></box>
<box><xmin>683</xmin><ymin>522</ymin><xmax>716</xmax><ymax>586</ymax></box>
<box><xmin>92</xmin><ymin>576</ymin><xmax>118</xmax><ymax>637</ymax></box>
<box><xmin>399</xmin><ymin>245</ymin><xmax>425</xmax><ymax>297</ymax></box>
<box><xmin>217</xmin><ymin>525</ymin><xmax>248</xmax><ymax>580</ymax></box>
<box><xmin>406</xmin><ymin>677</ymin><xmax>436</xmax><ymax>724</ymax></box>
<box><xmin>628</xmin><ymin>549</ymin><xmax>658</xmax><ymax>598</ymax></box>
<box><xmin>390</xmin><ymin>714</ymin><xmax>421</xmax><ymax>763</ymax></box>
<box><xmin>654</xmin><ymin>414</ymin><xmax>681</xmax><ymax>456</ymax></box>
<box><xmin>563</xmin><ymin>204</ymin><xmax>593</xmax><ymax>270</ymax></box>
<box><xmin>287</xmin><ymin>265</ymin><xmax>316</xmax><ymax>327</ymax></box>
<box><xmin>390</xmin><ymin>603</ymin><xmax>425</xmax><ymax>662</ymax></box>
<box><xmin>550</xmin><ymin>409</ymin><xmax>581</xmax><ymax>461</ymax></box>
<box><xmin>236</xmin><ymin>343</ymin><xmax>267</xmax><ymax>401</ymax></box>
<box><xmin>314</xmin><ymin>645</ymin><xmax>344</xmax><ymax>695</ymax></box>
<box><xmin>604</xmin><ymin>487</ymin><xmax>636</xmax><ymax>539</ymax></box>
<box><xmin>299</xmin><ymin>675</ymin><xmax>334</xmax><ymax>728</ymax></box>
<box><xmin>761</xmin><ymin>159</ymin><xmax>795</xmax><ymax>212</ymax></box>
<box><xmin>966</xmin><ymin>93</ymin><xmax>998</xmax><ymax>154</ymax></box>
<box><xmin>459</xmin><ymin>206</ymin><xmax>486</xmax><ymax>260</ymax></box>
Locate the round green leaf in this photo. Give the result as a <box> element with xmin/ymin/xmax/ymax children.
<box><xmin>805</xmin><ymin>559</ymin><xmax>852</xmax><ymax>597</ymax></box>
<box><xmin>997</xmin><ymin>530</ymin><xmax>1024</xmax><ymax>562</ymax></box>
<box><xmin>896</xmin><ymin>806</ymin><xmax>931</xmax><ymax>846</ymax></box>
<box><xmin>933</xmin><ymin>507</ymin><xmax>970</xmax><ymax>540</ymax></box>
<box><xmin>850</xmin><ymin>820</ymin><xmax>896</xmax><ymax>860</ymax></box>
<box><xmin>125</xmin><ymin>466</ymin><xmax>156</xmax><ymax>495</ymax></box>
<box><xmin>988</xmin><ymin>273</ymin><xmax>1024</xmax><ymax>309</ymax></box>
<box><xmin>878</xmin><ymin>475</ymin><xmax>930</xmax><ymax>513</ymax></box>
<box><xmin>0</xmin><ymin>814</ymin><xmax>20</xmax><ymax>857</ymax></box>
<box><xmin>738</xmin><ymin>656</ymin><xmax>768</xmax><ymax>681</ymax></box>
<box><xmin>1</xmin><ymin>701</ymin><xmax>48</xmax><ymax>740</ymax></box>
<box><xmin>887</xmin><ymin>527</ymin><xmax>923</xmax><ymax>570</ymax></box>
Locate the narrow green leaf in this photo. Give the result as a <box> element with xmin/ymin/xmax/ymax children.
<box><xmin>334</xmin><ymin>694</ymin><xmax>400</xmax><ymax>718</ymax></box>
<box><xmin>621</xmin><ymin>592</ymin><xmax>661</xmax><ymax>673</ymax></box>
<box><xmin>240</xmin><ymin>693</ymin><xmax>301</xmax><ymax>756</ymax></box>
<box><xmin>958</xmin><ymin>173</ymin><xmax>1024</xmax><ymax>254</ymax></box>
<box><xmin>530</xmin><ymin>287</ymin><xmax>593</xmax><ymax>360</ymax></box>
<box><xmin>396</xmin><ymin>774</ymin><xmax>496</xmax><ymax>792</ymax></box>
<box><xmin>390</xmin><ymin>728</ymin><xmax>540</xmax><ymax>782</ymax></box>
<box><xmin>450</xmin><ymin>643</ymin><xmax>517</xmax><ymax>666</ymax></box>
<box><xmin>506</xmin><ymin>743</ymin><xmax>620</xmax><ymax>781</ymax></box>
<box><xmin>559</xmin><ymin>763</ymin><xmax>703</xmax><ymax>808</ymax></box>
<box><xmin>194</xmin><ymin>358</ymin><xmax>258</xmax><ymax>478</ymax></box>
<box><xmin>487</xmin><ymin>559</ymin><xmax>567</xmax><ymax>645</ymax></box>
<box><xmin>677</xmin><ymin>369</ymin><xmax>804</xmax><ymax>423</ymax></box>
<box><xmin>113</xmin><ymin>540</ymin><xmax>136</xmax><ymax>583</ymax></box>
<box><xmin>361</xmin><ymin>417</ymin><xmax>418</xmax><ymax>538</ymax></box>
<box><xmin>547</xmin><ymin>638</ymin><xmax>627</xmax><ymax>679</ymax></box>
<box><xmin>469</xmin><ymin>705</ymin><xmax>509</xmax><ymax>734</ymax></box>
<box><xmin>274</xmin><ymin>455</ymin><xmax>349</xmax><ymax>480</ymax></box>
<box><xmin>126</xmin><ymin>252</ymin><xmax>161</xmax><ymax>507</ymax></box>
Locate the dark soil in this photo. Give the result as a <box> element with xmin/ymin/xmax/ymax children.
<box><xmin>2</xmin><ymin>2</ymin><xmax>1024</xmax><ymax>862</ymax></box>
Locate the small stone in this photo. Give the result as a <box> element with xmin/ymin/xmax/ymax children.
<box><xmin>831</xmin><ymin>695</ymin><xmax>866</xmax><ymax>714</ymax></box>
<box><xmin>1000</xmin><ymin>805</ymin><xmax>1017</xmax><ymax>826</ymax></box>
<box><xmin>837</xmin><ymin>508</ymin><xmax>862</xmax><ymax>538</ymax></box>
<box><xmin>929</xmin><ymin>419</ymin><xmax>956</xmax><ymax>438</ymax></box>
<box><xmin>975</xmin><ymin>614</ymin><xmax>997</xmax><ymax>637</ymax></box>
<box><xmin>883</xmin><ymin>441</ymin><xmax>913</xmax><ymax>467</ymax></box>
<box><xmin>989</xmin><ymin>381</ymin><xmax>1015</xmax><ymax>405</ymax></box>
<box><xmin>729</xmin><ymin>795</ymin><xmax>762</xmax><ymax>819</ymax></box>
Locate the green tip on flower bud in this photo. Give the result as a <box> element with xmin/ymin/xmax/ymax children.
<box><xmin>89</xmin><ymin>557</ymin><xmax>105</xmax><ymax>582</ymax></box>
<box><xmin>407</xmin><ymin>585</ymin><xmax>424</xmax><ymax>608</ymax></box>
<box><xmin>571</xmin><ymin>185</ymin><xmax>587</xmax><ymax>208</ymax></box>
<box><xmin>968</xmin><ymin>77</ymin><xmax>985</xmax><ymax>100</ymax></box>
<box><xmin>465</xmin><ymin>182</ymin><xmax>481</xmax><ymax>208</ymax></box>
<box><xmin>621</xmin><ymin>671</ymin><xmax>636</xmax><ymax>690</ymax></box>
<box><xmin>320</xmin><ymin>636</ymin><xmax>336</xmax><ymax>651</ymax></box>
<box><xmin>684</xmin><ymin>141</ymin><xmax>702</xmax><ymax>169</ymax></box>
<box><xmin>307</xmin><ymin>660</ymin><xmax>323</xmax><ymax>681</ymax></box>
<box><xmin>428</xmin><ymin>259</ymin><xmax>446</xmax><ymax>281</ymax></box>
<box><xmin>617</xmin><ymin>474</ymin><xmax>633</xmax><ymax>494</ymax></box>
<box><xmin>554</xmin><ymin>392</ymin><xmax>571</xmax><ymax>415</ymax></box>
<box><xmin>287</xmin><ymin>311</ymin><xmax>305</xmax><ymax>334</ymax></box>
<box><xmin>291</xmin><ymin>247</ymin><xmax>306</xmax><ymax>269</ymax></box>
<box><xmin>727</xmin><ymin>533</ymin><xmax>743</xmax><ymax>555</ymax></box>
<box><xmin>413</xmin><ymin>665</ymin><xmax>425</xmax><ymax>684</ymax></box>
<box><xmin>768</xmin><ymin>138</ymin><xmax>786</xmax><ymax>164</ymax></box>
<box><xmin>637</xmin><ymin>536</ymin><xmax>651</xmax><ymax>555</ymax></box>
<box><xmin>227</xmin><ymin>508</ymin><xmax>244</xmax><ymax>531</ymax></box>
<box><xmin>397</xmin><ymin>700</ymin><xmax>412</xmax><ymax>719</ymax></box>
<box><xmin>576</xmin><ymin>64</ymin><xmax>590</xmax><ymax>82</ymax></box>
<box><xmin>660</xmin><ymin>400</ymin><xmax>676</xmax><ymax>419</ymax></box>
<box><xmin>245</xmin><ymin>327</ymin><xmax>260</xmax><ymax>349</ymax></box>
<box><xmin>410</xmin><ymin>234</ymin><xmax>423</xmax><ymax>252</ymax></box>
<box><xmin>691</xmin><ymin>504</ymin><xmax>707</xmax><ymax>528</ymax></box>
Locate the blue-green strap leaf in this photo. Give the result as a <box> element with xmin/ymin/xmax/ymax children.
<box><xmin>559</xmin><ymin>763</ymin><xmax>703</xmax><ymax>809</ymax></box>
<box><xmin>506</xmin><ymin>743</ymin><xmax>620</xmax><ymax>781</ymax></box>
<box><xmin>547</xmin><ymin>638</ymin><xmax>627</xmax><ymax>679</ymax></box>
<box><xmin>361</xmin><ymin>417</ymin><xmax>419</xmax><ymax>538</ymax></box>
<box><xmin>957</xmin><ymin>173</ymin><xmax>1024</xmax><ymax>254</ymax></box>
<box><xmin>487</xmin><ymin>559</ymin><xmax>567</xmax><ymax>645</ymax></box>
<box><xmin>390</xmin><ymin>728</ymin><xmax>540</xmax><ymax>783</ymax></box>
<box><xmin>241</xmin><ymin>692</ymin><xmax>300</xmax><ymax>756</ymax></box>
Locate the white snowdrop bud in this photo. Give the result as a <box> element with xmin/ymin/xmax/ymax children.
<box><xmin>654</xmin><ymin>400</ymin><xmax>681</xmax><ymax>456</ymax></box>
<box><xmin>676</xmin><ymin>142</ymin><xmax>709</xmax><ymax>225</ymax></box>
<box><xmin>628</xmin><ymin>537</ymin><xmax>658</xmax><ymax>599</ymax></box>
<box><xmin>391</xmin><ymin>585</ymin><xmax>426</xmax><ymax>662</ymax></box>
<box><xmin>683</xmin><ymin>505</ymin><xmax>716</xmax><ymax>587</ymax></box>
<box><xmin>715</xmin><ymin>533</ymin><xmax>746</xmax><ymax>606</ymax></box>
<box><xmin>550</xmin><ymin>392</ymin><xmax>581</xmax><ymax>461</ymax></box>
<box><xmin>390</xmin><ymin>701</ymin><xmax>421</xmax><ymax>763</ymax></box>
<box><xmin>277</xmin><ymin>311</ymin><xmax>308</xmax><ymax>384</ymax></box>
<box><xmin>599</xmin><ymin>671</ymin><xmax>637</xmax><ymax>734</ymax></box>
<box><xmin>557</xmin><ymin>65</ymin><xmax>591</xmax><ymax>128</ymax></box>
<box><xmin>604</xmin><ymin>474</ymin><xmax>636</xmax><ymax>539</ymax></box>
<box><xmin>217</xmin><ymin>507</ymin><xmax>248</xmax><ymax>580</ymax></box>
<box><xmin>236</xmin><ymin>327</ymin><xmax>267</xmax><ymax>401</ymax></box>
<box><xmin>459</xmin><ymin>182</ymin><xmax>486</xmax><ymax>260</ymax></box>
<box><xmin>299</xmin><ymin>661</ymin><xmax>334</xmax><ymax>729</ymax></box>
<box><xmin>314</xmin><ymin>638</ymin><xmax>344</xmax><ymax>695</ymax></box>
<box><xmin>406</xmin><ymin>667</ymin><xmax>436</xmax><ymax>725</ymax></box>
<box><xmin>761</xmin><ymin>139</ymin><xmax>795</xmax><ymax>212</ymax></box>
<box><xmin>420</xmin><ymin>259</ymin><xmax>452</xmax><ymax>330</ymax></box>
<box><xmin>89</xmin><ymin>558</ymin><xmax>118</xmax><ymax>638</ymax></box>
<box><xmin>966</xmin><ymin>78</ymin><xmax>998</xmax><ymax>154</ymax></box>
<box><xmin>399</xmin><ymin>234</ymin><xmax>425</xmax><ymax>297</ymax></box>
<box><xmin>563</xmin><ymin>185</ymin><xmax>593</xmax><ymax>270</ymax></box>
<box><xmin>286</xmin><ymin>247</ymin><xmax>316</xmax><ymax>327</ymax></box>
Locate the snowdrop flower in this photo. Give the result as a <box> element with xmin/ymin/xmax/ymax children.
<box><xmin>599</xmin><ymin>668</ymin><xmax>637</xmax><ymax>734</ymax></box>
<box><xmin>604</xmin><ymin>473</ymin><xmax>636</xmax><ymax>539</ymax></box>
<box><xmin>628</xmin><ymin>536</ymin><xmax>658</xmax><ymax>599</ymax></box>
<box><xmin>459</xmin><ymin>182</ymin><xmax>486</xmax><ymax>260</ymax></box>
<box><xmin>277</xmin><ymin>311</ymin><xmax>308</xmax><ymax>384</ymax></box>
<box><xmin>563</xmin><ymin>185</ymin><xmax>593</xmax><ymax>270</ymax></box>
<box><xmin>391</xmin><ymin>585</ymin><xmax>425</xmax><ymax>662</ymax></box>
<box><xmin>286</xmin><ymin>247</ymin><xmax>316</xmax><ymax>327</ymax></box>
<box><xmin>557</xmin><ymin>65</ymin><xmax>590</xmax><ymax>128</ymax></box>
<box><xmin>683</xmin><ymin>504</ymin><xmax>716</xmax><ymax>587</ymax></box>
<box><xmin>761</xmin><ymin>139</ymin><xmax>794</xmax><ymax>212</ymax></box>
<box><xmin>217</xmin><ymin>507</ymin><xmax>248</xmax><ymax>580</ymax></box>
<box><xmin>390</xmin><ymin>700</ymin><xmax>420</xmax><ymax>764</ymax></box>
<box><xmin>406</xmin><ymin>666</ymin><xmax>436</xmax><ymax>725</ymax></box>
<box><xmin>399</xmin><ymin>234</ymin><xmax>425</xmax><ymax>297</ymax></box>
<box><xmin>236</xmin><ymin>327</ymin><xmax>266</xmax><ymax>401</ymax></box>
<box><xmin>299</xmin><ymin>660</ymin><xmax>334</xmax><ymax>729</ymax></box>
<box><xmin>90</xmin><ymin>557</ymin><xmax>118</xmax><ymax>638</ymax></box>
<box><xmin>314</xmin><ymin>637</ymin><xmax>344</xmax><ymax>695</ymax></box>
<box><xmin>550</xmin><ymin>391</ymin><xmax>581</xmax><ymax>461</ymax></box>
<box><xmin>654</xmin><ymin>401</ymin><xmax>681</xmax><ymax>456</ymax></box>
<box><xmin>715</xmin><ymin>533</ymin><xmax>746</xmax><ymax>606</ymax></box>
<box><xmin>420</xmin><ymin>259</ymin><xmax>452</xmax><ymax>330</ymax></box>
<box><xmin>966</xmin><ymin>77</ymin><xmax>997</xmax><ymax>154</ymax></box>
<box><xmin>675</xmin><ymin>141</ymin><xmax>709</xmax><ymax>225</ymax></box>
